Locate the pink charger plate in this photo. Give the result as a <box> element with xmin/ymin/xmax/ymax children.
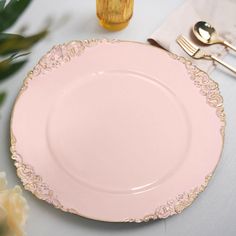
<box><xmin>10</xmin><ymin>39</ymin><xmax>225</xmax><ymax>222</ymax></box>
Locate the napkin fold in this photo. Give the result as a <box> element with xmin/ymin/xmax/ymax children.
<box><xmin>148</xmin><ymin>0</ymin><xmax>236</xmax><ymax>73</ymax></box>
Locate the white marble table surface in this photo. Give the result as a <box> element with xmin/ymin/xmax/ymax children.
<box><xmin>0</xmin><ymin>1</ymin><xmax>236</xmax><ymax>235</ymax></box>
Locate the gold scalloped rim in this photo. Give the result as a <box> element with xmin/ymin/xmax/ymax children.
<box><xmin>124</xmin><ymin>173</ymin><xmax>212</xmax><ymax>222</ymax></box>
<box><xmin>10</xmin><ymin>39</ymin><xmax>225</xmax><ymax>223</ymax></box>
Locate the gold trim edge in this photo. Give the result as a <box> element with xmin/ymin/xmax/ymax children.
<box><xmin>9</xmin><ymin>39</ymin><xmax>226</xmax><ymax>223</ymax></box>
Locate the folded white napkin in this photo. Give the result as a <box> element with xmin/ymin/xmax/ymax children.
<box><xmin>148</xmin><ymin>0</ymin><xmax>236</xmax><ymax>73</ymax></box>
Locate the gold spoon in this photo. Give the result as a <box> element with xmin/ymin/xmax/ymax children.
<box><xmin>193</xmin><ymin>21</ymin><xmax>236</xmax><ymax>52</ymax></box>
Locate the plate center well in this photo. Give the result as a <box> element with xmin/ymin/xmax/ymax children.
<box><xmin>46</xmin><ymin>71</ymin><xmax>191</xmax><ymax>194</ymax></box>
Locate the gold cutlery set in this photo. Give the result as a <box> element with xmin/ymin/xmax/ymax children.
<box><xmin>177</xmin><ymin>21</ymin><xmax>236</xmax><ymax>74</ymax></box>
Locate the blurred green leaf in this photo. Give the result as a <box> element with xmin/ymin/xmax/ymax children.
<box><xmin>0</xmin><ymin>91</ymin><xmax>6</xmax><ymax>107</ymax></box>
<box><xmin>0</xmin><ymin>0</ymin><xmax>50</xmax><ymax>83</ymax></box>
<box><xmin>1</xmin><ymin>51</ymin><xmax>30</xmax><ymax>62</ymax></box>
<box><xmin>0</xmin><ymin>32</ymin><xmax>24</xmax><ymax>41</ymax></box>
<box><xmin>0</xmin><ymin>56</ymin><xmax>27</xmax><ymax>81</ymax></box>
<box><xmin>0</xmin><ymin>0</ymin><xmax>6</xmax><ymax>10</ymax></box>
<box><xmin>0</xmin><ymin>30</ymin><xmax>48</xmax><ymax>55</ymax></box>
<box><xmin>0</xmin><ymin>0</ymin><xmax>31</xmax><ymax>31</ymax></box>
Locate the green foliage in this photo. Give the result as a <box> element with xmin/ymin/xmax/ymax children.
<box><xmin>0</xmin><ymin>55</ymin><xmax>28</xmax><ymax>81</ymax></box>
<box><xmin>0</xmin><ymin>30</ymin><xmax>48</xmax><ymax>55</ymax></box>
<box><xmin>0</xmin><ymin>91</ymin><xmax>6</xmax><ymax>107</ymax></box>
<box><xmin>0</xmin><ymin>0</ymin><xmax>31</xmax><ymax>31</ymax></box>
<box><xmin>0</xmin><ymin>0</ymin><xmax>48</xmax><ymax>106</ymax></box>
<box><xmin>0</xmin><ymin>0</ymin><xmax>6</xmax><ymax>9</ymax></box>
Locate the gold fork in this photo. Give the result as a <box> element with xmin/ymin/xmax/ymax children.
<box><xmin>177</xmin><ymin>35</ymin><xmax>236</xmax><ymax>74</ymax></box>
